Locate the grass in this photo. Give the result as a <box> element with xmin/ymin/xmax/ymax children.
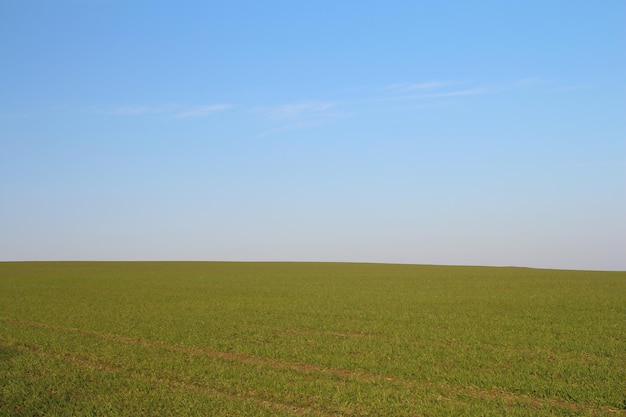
<box><xmin>0</xmin><ymin>261</ymin><xmax>624</xmax><ymax>416</ymax></box>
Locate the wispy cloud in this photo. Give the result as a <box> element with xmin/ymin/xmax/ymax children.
<box><xmin>374</xmin><ymin>77</ymin><xmax>546</xmax><ymax>103</ymax></box>
<box><xmin>257</xmin><ymin>100</ymin><xmax>349</xmax><ymax>138</ymax></box>
<box><xmin>176</xmin><ymin>104</ymin><xmax>232</xmax><ymax>118</ymax></box>
<box><xmin>359</xmin><ymin>83</ymin><xmax>486</xmax><ymax>104</ymax></box>
<box><xmin>255</xmin><ymin>82</ymin><xmax>491</xmax><ymax>138</ymax></box>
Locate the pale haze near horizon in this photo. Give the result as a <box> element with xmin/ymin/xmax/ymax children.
<box><xmin>1</xmin><ymin>1</ymin><xmax>624</xmax><ymax>271</ymax></box>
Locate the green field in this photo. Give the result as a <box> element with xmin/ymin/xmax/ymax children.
<box><xmin>0</xmin><ymin>262</ymin><xmax>624</xmax><ymax>416</ymax></box>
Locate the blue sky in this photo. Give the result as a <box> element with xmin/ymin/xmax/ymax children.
<box><xmin>1</xmin><ymin>1</ymin><xmax>624</xmax><ymax>270</ymax></box>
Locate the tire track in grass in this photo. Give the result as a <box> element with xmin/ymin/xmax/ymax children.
<box><xmin>0</xmin><ymin>339</ymin><xmax>338</xmax><ymax>417</ymax></box>
<box><xmin>459</xmin><ymin>387</ymin><xmax>625</xmax><ymax>416</ymax></box>
<box><xmin>2</xmin><ymin>318</ymin><xmax>622</xmax><ymax>416</ymax></box>
<box><xmin>1</xmin><ymin>318</ymin><xmax>385</xmax><ymax>382</ymax></box>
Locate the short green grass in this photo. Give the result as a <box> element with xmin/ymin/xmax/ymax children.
<box><xmin>1</xmin><ymin>262</ymin><xmax>624</xmax><ymax>416</ymax></box>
